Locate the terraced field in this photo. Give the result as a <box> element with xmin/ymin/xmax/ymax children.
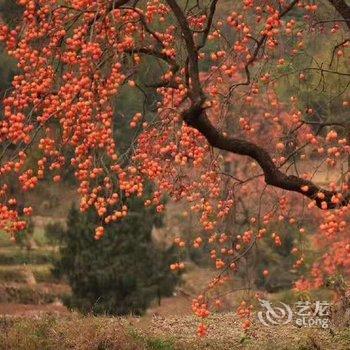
<box><xmin>0</xmin><ymin>230</ymin><xmax>70</xmax><ymax>317</ymax></box>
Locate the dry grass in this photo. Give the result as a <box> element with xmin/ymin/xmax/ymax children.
<box><xmin>144</xmin><ymin>312</ymin><xmax>345</xmax><ymax>350</ymax></box>
<box><xmin>0</xmin><ymin>313</ymin><xmax>350</xmax><ymax>350</ymax></box>
<box><xmin>0</xmin><ymin>315</ymin><xmax>141</xmax><ymax>350</ymax></box>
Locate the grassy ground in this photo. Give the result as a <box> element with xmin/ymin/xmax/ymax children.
<box><xmin>1</xmin><ymin>313</ymin><xmax>350</xmax><ymax>350</ymax></box>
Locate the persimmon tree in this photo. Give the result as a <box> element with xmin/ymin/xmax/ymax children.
<box><xmin>1</xmin><ymin>0</ymin><xmax>350</xmax><ymax>335</ymax></box>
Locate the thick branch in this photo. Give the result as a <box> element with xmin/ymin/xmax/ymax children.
<box><xmin>328</xmin><ymin>0</ymin><xmax>350</xmax><ymax>30</ymax></box>
<box><xmin>183</xmin><ymin>105</ymin><xmax>350</xmax><ymax>209</ymax></box>
<box><xmin>114</xmin><ymin>0</ymin><xmax>132</xmax><ymax>8</ymax></box>
<box><xmin>165</xmin><ymin>0</ymin><xmax>203</xmax><ymax>101</ymax></box>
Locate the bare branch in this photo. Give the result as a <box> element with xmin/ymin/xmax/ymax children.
<box><xmin>197</xmin><ymin>0</ymin><xmax>219</xmax><ymax>50</ymax></box>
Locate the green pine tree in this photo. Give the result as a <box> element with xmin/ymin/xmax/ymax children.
<box><xmin>54</xmin><ymin>199</ymin><xmax>179</xmax><ymax>315</ymax></box>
